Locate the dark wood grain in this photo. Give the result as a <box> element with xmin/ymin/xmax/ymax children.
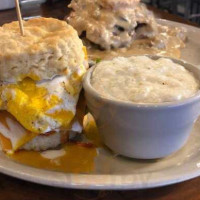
<box><xmin>1</xmin><ymin>172</ymin><xmax>200</xmax><ymax>200</ymax></box>
<box><xmin>0</xmin><ymin>1</ymin><xmax>199</xmax><ymax>199</ymax></box>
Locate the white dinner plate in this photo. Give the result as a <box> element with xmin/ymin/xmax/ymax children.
<box><xmin>0</xmin><ymin>19</ymin><xmax>200</xmax><ymax>190</ymax></box>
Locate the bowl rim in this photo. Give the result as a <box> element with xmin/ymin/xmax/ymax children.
<box><xmin>83</xmin><ymin>55</ymin><xmax>200</xmax><ymax>110</ymax></box>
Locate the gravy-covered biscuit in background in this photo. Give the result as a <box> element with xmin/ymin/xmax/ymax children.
<box><xmin>67</xmin><ymin>0</ymin><xmax>186</xmax><ymax>60</ymax></box>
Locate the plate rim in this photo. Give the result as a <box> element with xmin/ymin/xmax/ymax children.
<box><xmin>0</xmin><ymin>153</ymin><xmax>200</xmax><ymax>190</ymax></box>
<box><xmin>1</xmin><ymin>19</ymin><xmax>200</xmax><ymax>190</ymax></box>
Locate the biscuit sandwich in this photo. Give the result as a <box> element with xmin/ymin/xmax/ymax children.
<box><xmin>0</xmin><ymin>17</ymin><xmax>88</xmax><ymax>154</ymax></box>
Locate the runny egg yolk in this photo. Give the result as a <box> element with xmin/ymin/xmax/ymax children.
<box><xmin>9</xmin><ymin>143</ymin><xmax>97</xmax><ymax>173</ymax></box>
<box><xmin>46</xmin><ymin>110</ymin><xmax>74</xmax><ymax>129</ymax></box>
<box><xmin>7</xmin><ymin>113</ymin><xmax>100</xmax><ymax>173</ymax></box>
<box><xmin>0</xmin><ymin>78</ymin><xmax>74</xmax><ymax>133</ymax></box>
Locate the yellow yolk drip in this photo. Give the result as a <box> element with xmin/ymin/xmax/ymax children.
<box><xmin>0</xmin><ymin>78</ymin><xmax>74</xmax><ymax>133</ymax></box>
<box><xmin>46</xmin><ymin>110</ymin><xmax>74</xmax><ymax>129</ymax></box>
<box><xmin>9</xmin><ymin>144</ymin><xmax>97</xmax><ymax>173</ymax></box>
<box><xmin>83</xmin><ymin>113</ymin><xmax>102</xmax><ymax>147</ymax></box>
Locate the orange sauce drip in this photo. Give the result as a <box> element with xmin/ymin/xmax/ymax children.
<box><xmin>7</xmin><ymin>113</ymin><xmax>99</xmax><ymax>173</ymax></box>
<box><xmin>0</xmin><ymin>133</ymin><xmax>12</xmax><ymax>151</ymax></box>
<box><xmin>0</xmin><ymin>83</ymin><xmax>98</xmax><ymax>173</ymax></box>
<box><xmin>0</xmin><ymin>98</ymin><xmax>99</xmax><ymax>174</ymax></box>
<box><xmin>9</xmin><ymin>144</ymin><xmax>97</xmax><ymax>173</ymax></box>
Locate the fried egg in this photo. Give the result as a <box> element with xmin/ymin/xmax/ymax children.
<box><xmin>0</xmin><ymin>64</ymin><xmax>86</xmax><ymax>133</ymax></box>
<box><xmin>0</xmin><ymin>63</ymin><xmax>86</xmax><ymax>153</ymax></box>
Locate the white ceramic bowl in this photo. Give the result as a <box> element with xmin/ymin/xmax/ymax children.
<box><xmin>83</xmin><ymin>56</ymin><xmax>200</xmax><ymax>159</ymax></box>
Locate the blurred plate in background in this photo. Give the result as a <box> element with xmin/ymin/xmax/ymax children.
<box><xmin>0</xmin><ymin>0</ymin><xmax>15</xmax><ymax>10</ymax></box>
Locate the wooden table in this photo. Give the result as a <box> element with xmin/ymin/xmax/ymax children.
<box><xmin>0</xmin><ymin>1</ymin><xmax>200</xmax><ymax>199</ymax></box>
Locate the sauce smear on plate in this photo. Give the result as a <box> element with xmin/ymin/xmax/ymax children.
<box><xmin>8</xmin><ymin>114</ymin><xmax>100</xmax><ymax>173</ymax></box>
<box><xmin>9</xmin><ymin>143</ymin><xmax>97</xmax><ymax>173</ymax></box>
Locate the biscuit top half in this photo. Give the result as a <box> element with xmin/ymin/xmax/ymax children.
<box><xmin>0</xmin><ymin>17</ymin><xmax>86</xmax><ymax>83</ymax></box>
